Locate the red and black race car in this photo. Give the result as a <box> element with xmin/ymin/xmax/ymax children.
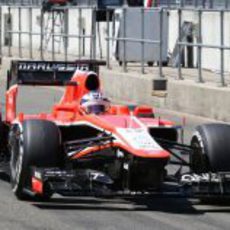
<box><xmin>1</xmin><ymin>59</ymin><xmax>230</xmax><ymax>200</ymax></box>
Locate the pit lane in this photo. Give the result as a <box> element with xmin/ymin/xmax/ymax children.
<box><xmin>0</xmin><ymin>83</ymin><xmax>230</xmax><ymax>230</ymax></box>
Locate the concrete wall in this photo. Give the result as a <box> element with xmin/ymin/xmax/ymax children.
<box><xmin>166</xmin><ymin>80</ymin><xmax>230</xmax><ymax>121</ymax></box>
<box><xmin>100</xmin><ymin>68</ymin><xmax>154</xmax><ymax>105</ymax></box>
<box><xmin>100</xmin><ymin>68</ymin><xmax>230</xmax><ymax>122</ymax></box>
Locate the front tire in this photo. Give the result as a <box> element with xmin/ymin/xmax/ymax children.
<box><xmin>10</xmin><ymin>120</ymin><xmax>61</xmax><ymax>200</ymax></box>
<box><xmin>191</xmin><ymin>123</ymin><xmax>230</xmax><ymax>173</ymax></box>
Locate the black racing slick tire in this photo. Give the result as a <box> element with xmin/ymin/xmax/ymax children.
<box><xmin>10</xmin><ymin>120</ymin><xmax>61</xmax><ymax>200</ymax></box>
<box><xmin>191</xmin><ymin>123</ymin><xmax>230</xmax><ymax>173</ymax></box>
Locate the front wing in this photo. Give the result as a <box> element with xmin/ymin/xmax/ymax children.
<box><xmin>23</xmin><ymin>138</ymin><xmax>230</xmax><ymax>199</ymax></box>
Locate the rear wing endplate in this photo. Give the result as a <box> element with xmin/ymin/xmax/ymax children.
<box><xmin>7</xmin><ymin>60</ymin><xmax>106</xmax><ymax>89</ymax></box>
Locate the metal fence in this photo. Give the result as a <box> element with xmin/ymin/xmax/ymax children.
<box><xmin>0</xmin><ymin>5</ymin><xmax>230</xmax><ymax>86</ymax></box>
<box><xmin>175</xmin><ymin>8</ymin><xmax>230</xmax><ymax>86</ymax></box>
<box><xmin>105</xmin><ymin>7</ymin><xmax>167</xmax><ymax>78</ymax></box>
<box><xmin>158</xmin><ymin>0</ymin><xmax>230</xmax><ymax>8</ymax></box>
<box><xmin>105</xmin><ymin>7</ymin><xmax>230</xmax><ymax>86</ymax></box>
<box><xmin>177</xmin><ymin>9</ymin><xmax>230</xmax><ymax>86</ymax></box>
<box><xmin>1</xmin><ymin>0</ymin><xmax>230</xmax><ymax>8</ymax></box>
<box><xmin>0</xmin><ymin>0</ymin><xmax>42</xmax><ymax>5</ymax></box>
<box><xmin>0</xmin><ymin>0</ymin><xmax>83</xmax><ymax>6</ymax></box>
<box><xmin>3</xmin><ymin>5</ymin><xmax>97</xmax><ymax>61</ymax></box>
<box><xmin>1</xmin><ymin>5</ymin><xmax>166</xmax><ymax>79</ymax></box>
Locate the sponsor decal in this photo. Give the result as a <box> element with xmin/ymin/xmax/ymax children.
<box><xmin>18</xmin><ymin>62</ymin><xmax>89</xmax><ymax>72</ymax></box>
<box><xmin>181</xmin><ymin>173</ymin><xmax>220</xmax><ymax>183</ymax></box>
<box><xmin>117</xmin><ymin>128</ymin><xmax>162</xmax><ymax>151</ymax></box>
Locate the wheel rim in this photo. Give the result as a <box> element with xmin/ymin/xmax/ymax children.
<box><xmin>10</xmin><ymin>130</ymin><xmax>24</xmax><ymax>192</ymax></box>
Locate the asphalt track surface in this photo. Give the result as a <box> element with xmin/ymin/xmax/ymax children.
<box><xmin>0</xmin><ymin>83</ymin><xmax>230</xmax><ymax>230</ymax></box>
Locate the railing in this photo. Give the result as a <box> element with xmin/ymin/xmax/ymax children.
<box><xmin>0</xmin><ymin>0</ymin><xmax>84</xmax><ymax>6</ymax></box>
<box><xmin>105</xmin><ymin>7</ymin><xmax>166</xmax><ymax>78</ymax></box>
<box><xmin>176</xmin><ymin>8</ymin><xmax>230</xmax><ymax>86</ymax></box>
<box><xmin>2</xmin><ymin>5</ymin><xmax>166</xmax><ymax>80</ymax></box>
<box><xmin>0</xmin><ymin>0</ymin><xmax>230</xmax><ymax>9</ymax></box>
<box><xmin>158</xmin><ymin>0</ymin><xmax>230</xmax><ymax>8</ymax></box>
<box><xmin>0</xmin><ymin>0</ymin><xmax>42</xmax><ymax>5</ymax></box>
<box><xmin>3</xmin><ymin>5</ymin><xmax>97</xmax><ymax>61</ymax></box>
<box><xmin>106</xmin><ymin>7</ymin><xmax>230</xmax><ymax>86</ymax></box>
<box><xmin>0</xmin><ymin>5</ymin><xmax>230</xmax><ymax>87</ymax></box>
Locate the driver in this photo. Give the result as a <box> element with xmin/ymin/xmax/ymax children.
<box><xmin>80</xmin><ymin>91</ymin><xmax>110</xmax><ymax>115</ymax></box>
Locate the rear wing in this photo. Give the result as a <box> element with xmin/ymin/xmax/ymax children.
<box><xmin>7</xmin><ymin>60</ymin><xmax>106</xmax><ymax>89</ymax></box>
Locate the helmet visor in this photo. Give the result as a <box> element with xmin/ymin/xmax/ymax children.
<box><xmin>87</xmin><ymin>104</ymin><xmax>105</xmax><ymax>114</ymax></box>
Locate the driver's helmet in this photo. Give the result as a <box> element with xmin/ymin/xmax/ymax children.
<box><xmin>80</xmin><ymin>91</ymin><xmax>110</xmax><ymax>114</ymax></box>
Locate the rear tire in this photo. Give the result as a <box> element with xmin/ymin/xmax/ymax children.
<box><xmin>191</xmin><ymin>123</ymin><xmax>230</xmax><ymax>173</ymax></box>
<box><xmin>10</xmin><ymin>120</ymin><xmax>61</xmax><ymax>200</ymax></box>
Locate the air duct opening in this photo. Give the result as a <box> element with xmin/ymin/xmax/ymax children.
<box><xmin>85</xmin><ymin>73</ymin><xmax>100</xmax><ymax>91</ymax></box>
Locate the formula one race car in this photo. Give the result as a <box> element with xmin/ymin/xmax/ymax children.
<box><xmin>1</xmin><ymin>59</ymin><xmax>230</xmax><ymax>201</ymax></box>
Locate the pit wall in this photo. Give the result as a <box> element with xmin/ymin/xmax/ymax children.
<box><xmin>100</xmin><ymin>68</ymin><xmax>230</xmax><ymax>122</ymax></box>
